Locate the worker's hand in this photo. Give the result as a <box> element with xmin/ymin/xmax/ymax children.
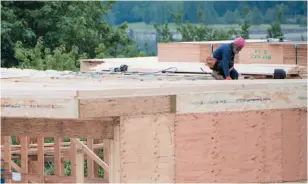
<box><xmin>226</xmin><ymin>76</ymin><xmax>232</xmax><ymax>80</ymax></box>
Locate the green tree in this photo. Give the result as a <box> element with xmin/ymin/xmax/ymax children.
<box><xmin>267</xmin><ymin>4</ymin><xmax>285</xmax><ymax>40</ymax></box>
<box><xmin>153</xmin><ymin>21</ymin><xmax>174</xmax><ymax>43</ymax></box>
<box><xmin>1</xmin><ymin>1</ymin><xmax>145</xmax><ymax>69</ymax></box>
<box><xmin>170</xmin><ymin>8</ymin><xmax>184</xmax><ymax>26</ymax></box>
<box><xmin>267</xmin><ymin>22</ymin><xmax>284</xmax><ymax>40</ymax></box>
<box><xmin>239</xmin><ymin>6</ymin><xmax>251</xmax><ymax>39</ymax></box>
<box><xmin>14</xmin><ymin>37</ymin><xmax>79</xmax><ymax>71</ymax></box>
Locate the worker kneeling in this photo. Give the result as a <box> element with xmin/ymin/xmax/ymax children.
<box><xmin>206</xmin><ymin>37</ymin><xmax>246</xmax><ymax>80</ymax></box>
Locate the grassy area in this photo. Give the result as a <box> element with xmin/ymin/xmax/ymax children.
<box><xmin>125</xmin><ymin>22</ymin><xmax>305</xmax><ymax>32</ymax></box>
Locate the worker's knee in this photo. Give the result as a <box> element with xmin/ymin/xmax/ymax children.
<box><xmin>230</xmin><ymin>69</ymin><xmax>239</xmax><ymax>80</ymax></box>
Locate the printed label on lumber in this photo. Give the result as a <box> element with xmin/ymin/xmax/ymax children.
<box><xmin>1</xmin><ymin>98</ymin><xmax>78</xmax><ymax>119</ymax></box>
<box><xmin>176</xmin><ymin>89</ymin><xmax>307</xmax><ymax>114</ymax></box>
<box><xmin>239</xmin><ymin>44</ymin><xmax>283</xmax><ymax>64</ymax></box>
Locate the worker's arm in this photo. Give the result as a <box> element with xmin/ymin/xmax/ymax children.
<box><xmin>221</xmin><ymin>49</ymin><xmax>231</xmax><ymax>78</ymax></box>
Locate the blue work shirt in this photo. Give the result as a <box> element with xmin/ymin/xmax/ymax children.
<box><xmin>212</xmin><ymin>43</ymin><xmax>235</xmax><ymax>77</ymax></box>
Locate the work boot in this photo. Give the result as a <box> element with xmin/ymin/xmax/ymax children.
<box><xmin>211</xmin><ymin>71</ymin><xmax>224</xmax><ymax>80</ymax></box>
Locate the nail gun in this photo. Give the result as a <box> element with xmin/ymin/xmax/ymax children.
<box><xmin>109</xmin><ymin>64</ymin><xmax>128</xmax><ymax>72</ymax></box>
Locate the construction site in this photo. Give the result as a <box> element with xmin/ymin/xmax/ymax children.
<box><xmin>1</xmin><ymin>39</ymin><xmax>307</xmax><ymax>183</ymax></box>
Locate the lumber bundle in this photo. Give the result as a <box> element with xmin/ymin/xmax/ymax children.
<box><xmin>281</xmin><ymin>42</ymin><xmax>307</xmax><ymax>66</ymax></box>
<box><xmin>157</xmin><ymin>40</ymin><xmax>307</xmax><ymax>66</ymax></box>
<box><xmin>1</xmin><ymin>67</ymin><xmax>307</xmax><ymax>183</ymax></box>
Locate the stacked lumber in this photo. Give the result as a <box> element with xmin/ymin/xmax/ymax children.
<box><xmin>157</xmin><ymin>40</ymin><xmax>307</xmax><ymax>66</ymax></box>
<box><xmin>1</xmin><ymin>67</ymin><xmax>307</xmax><ymax>183</ymax></box>
<box><xmin>281</xmin><ymin>42</ymin><xmax>307</xmax><ymax>66</ymax></box>
<box><xmin>158</xmin><ymin>40</ymin><xmax>271</xmax><ymax>63</ymax></box>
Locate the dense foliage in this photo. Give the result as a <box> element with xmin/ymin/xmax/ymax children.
<box><xmin>1</xmin><ymin>1</ymin><xmax>145</xmax><ymax>69</ymax></box>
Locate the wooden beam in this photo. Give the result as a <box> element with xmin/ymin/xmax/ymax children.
<box><xmin>103</xmin><ymin>139</ymin><xmax>110</xmax><ymax>182</ymax></box>
<box><xmin>108</xmin><ymin>124</ymin><xmax>121</xmax><ymax>183</ymax></box>
<box><xmin>75</xmin><ymin>139</ymin><xmax>109</xmax><ymax>173</ymax></box>
<box><xmin>93</xmin><ymin>139</ymin><xmax>100</xmax><ymax>177</ymax></box>
<box><xmin>76</xmin><ymin>149</ymin><xmax>84</xmax><ymax>183</ymax></box>
<box><xmin>176</xmin><ymin>88</ymin><xmax>307</xmax><ymax>114</ymax></box>
<box><xmin>44</xmin><ymin>175</ymin><xmax>74</xmax><ymax>183</ymax></box>
<box><xmin>3</xmin><ymin>136</ymin><xmax>12</xmax><ymax>183</ymax></box>
<box><xmin>1</xmin><ymin>98</ymin><xmax>78</xmax><ymax>119</ymax></box>
<box><xmin>1</xmin><ymin>117</ymin><xmax>119</xmax><ymax>138</ymax></box>
<box><xmin>2</xmin><ymin>172</ymin><xmax>43</xmax><ymax>183</ymax></box>
<box><xmin>79</xmin><ymin>95</ymin><xmax>176</xmax><ymax>118</ymax></box>
<box><xmin>3</xmin><ymin>173</ymin><xmax>105</xmax><ymax>183</ymax></box>
<box><xmin>54</xmin><ymin>137</ymin><xmax>62</xmax><ymax>176</ymax></box>
<box><xmin>20</xmin><ymin>137</ymin><xmax>28</xmax><ymax>183</ymax></box>
<box><xmin>36</xmin><ymin>137</ymin><xmax>44</xmax><ymax>178</ymax></box>
<box><xmin>70</xmin><ymin>138</ymin><xmax>77</xmax><ymax>177</ymax></box>
<box><xmin>1</xmin><ymin>143</ymin><xmax>104</xmax><ymax>155</ymax></box>
<box><xmin>11</xmin><ymin>160</ymin><xmax>21</xmax><ymax>173</ymax></box>
<box><xmin>87</xmin><ymin>138</ymin><xmax>94</xmax><ymax>178</ymax></box>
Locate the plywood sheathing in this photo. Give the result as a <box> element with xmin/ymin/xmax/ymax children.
<box><xmin>120</xmin><ymin>114</ymin><xmax>175</xmax><ymax>182</ymax></box>
<box><xmin>79</xmin><ymin>57</ymin><xmax>157</xmax><ymax>72</ymax></box>
<box><xmin>175</xmin><ymin>108</ymin><xmax>307</xmax><ymax>183</ymax></box>
<box><xmin>157</xmin><ymin>43</ymin><xmax>202</xmax><ymax>62</ymax></box>
<box><xmin>77</xmin><ymin>57</ymin><xmax>306</xmax><ymax>76</ymax></box>
<box><xmin>282</xmin><ymin>108</ymin><xmax>307</xmax><ymax>181</ymax></box>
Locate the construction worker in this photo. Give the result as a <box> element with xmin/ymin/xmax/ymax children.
<box><xmin>206</xmin><ymin>37</ymin><xmax>246</xmax><ymax>80</ymax></box>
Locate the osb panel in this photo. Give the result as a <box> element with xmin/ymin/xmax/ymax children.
<box><xmin>239</xmin><ymin>43</ymin><xmax>283</xmax><ymax>64</ymax></box>
<box><xmin>282</xmin><ymin>108</ymin><xmax>307</xmax><ymax>181</ymax></box>
<box><xmin>175</xmin><ymin>108</ymin><xmax>307</xmax><ymax>183</ymax></box>
<box><xmin>175</xmin><ymin>113</ymin><xmax>217</xmax><ymax>182</ymax></box>
<box><xmin>120</xmin><ymin>114</ymin><xmax>175</xmax><ymax>182</ymax></box>
<box><xmin>80</xmin><ymin>95</ymin><xmax>175</xmax><ymax>118</ymax></box>
<box><xmin>158</xmin><ymin>43</ymin><xmax>201</xmax><ymax>62</ymax></box>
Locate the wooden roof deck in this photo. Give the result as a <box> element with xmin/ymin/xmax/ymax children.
<box><xmin>1</xmin><ymin>68</ymin><xmax>306</xmax><ymax>120</ymax></box>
